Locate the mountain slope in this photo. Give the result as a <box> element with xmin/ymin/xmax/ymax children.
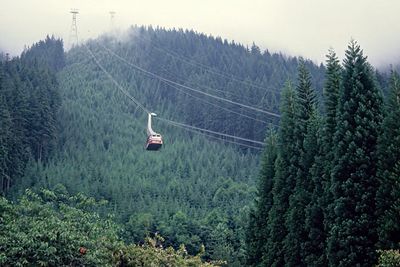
<box><xmin>16</xmin><ymin>27</ymin><xmax>326</xmax><ymax>265</ymax></box>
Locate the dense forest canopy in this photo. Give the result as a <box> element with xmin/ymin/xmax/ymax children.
<box><xmin>0</xmin><ymin>36</ymin><xmax>63</xmax><ymax>193</ymax></box>
<box><xmin>246</xmin><ymin>41</ymin><xmax>400</xmax><ymax>266</ymax></box>
<box><xmin>1</xmin><ymin>27</ymin><xmax>399</xmax><ymax>266</ymax></box>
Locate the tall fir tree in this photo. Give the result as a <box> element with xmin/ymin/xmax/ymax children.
<box><xmin>284</xmin><ymin>59</ymin><xmax>318</xmax><ymax>266</ymax></box>
<box><xmin>0</xmin><ymin>95</ymin><xmax>12</xmax><ymax>192</ymax></box>
<box><xmin>323</xmin><ymin>49</ymin><xmax>342</xmax><ymax>156</ymax></box>
<box><xmin>305</xmin><ymin>49</ymin><xmax>342</xmax><ymax>266</ymax></box>
<box><xmin>376</xmin><ymin>70</ymin><xmax>400</xmax><ymax>250</ymax></box>
<box><xmin>265</xmin><ymin>81</ymin><xmax>297</xmax><ymax>266</ymax></box>
<box><xmin>327</xmin><ymin>40</ymin><xmax>383</xmax><ymax>266</ymax></box>
<box><xmin>245</xmin><ymin>128</ymin><xmax>277</xmax><ymax>266</ymax></box>
<box><xmin>0</xmin><ymin>39</ymin><xmax>62</xmax><ymax>193</ymax></box>
<box><xmin>296</xmin><ymin>58</ymin><xmax>317</xmax><ymax>122</ymax></box>
<box><xmin>303</xmin><ymin>112</ymin><xmax>325</xmax><ymax>267</ymax></box>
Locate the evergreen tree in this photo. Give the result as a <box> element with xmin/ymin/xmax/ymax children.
<box><xmin>284</xmin><ymin>59</ymin><xmax>318</xmax><ymax>266</ymax></box>
<box><xmin>245</xmin><ymin>128</ymin><xmax>277</xmax><ymax>266</ymax></box>
<box><xmin>21</xmin><ymin>35</ymin><xmax>65</xmax><ymax>72</ymax></box>
<box><xmin>0</xmin><ymin>39</ymin><xmax>61</xmax><ymax>193</ymax></box>
<box><xmin>265</xmin><ymin>81</ymin><xmax>297</xmax><ymax>266</ymax></box>
<box><xmin>296</xmin><ymin>58</ymin><xmax>317</xmax><ymax>122</ymax></box>
<box><xmin>376</xmin><ymin>70</ymin><xmax>400</xmax><ymax>250</ymax></box>
<box><xmin>327</xmin><ymin>40</ymin><xmax>383</xmax><ymax>266</ymax></box>
<box><xmin>2</xmin><ymin>29</ymin><xmax>328</xmax><ymax>265</ymax></box>
<box><xmin>303</xmin><ymin>112</ymin><xmax>325</xmax><ymax>266</ymax></box>
<box><xmin>0</xmin><ymin>95</ymin><xmax>12</xmax><ymax>192</ymax></box>
<box><xmin>323</xmin><ymin>49</ymin><xmax>342</xmax><ymax>152</ymax></box>
<box><xmin>305</xmin><ymin>49</ymin><xmax>342</xmax><ymax>266</ymax></box>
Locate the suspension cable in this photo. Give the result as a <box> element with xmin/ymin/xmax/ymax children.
<box><xmin>158</xmin><ymin>64</ymin><xmax>258</xmax><ymax>105</ymax></box>
<box><xmin>162</xmin><ymin>121</ymin><xmax>263</xmax><ymax>150</ymax></box>
<box><xmin>85</xmin><ymin>45</ymin><xmax>151</xmax><ymax>115</ymax></box>
<box><xmin>99</xmin><ymin>43</ymin><xmax>281</xmax><ymax>118</ymax></box>
<box><xmin>132</xmin><ymin>34</ymin><xmax>281</xmax><ymax>95</ymax></box>
<box><xmin>85</xmin><ymin>44</ymin><xmax>267</xmax><ymax>148</ymax></box>
<box><xmin>88</xmin><ymin>44</ymin><xmax>271</xmax><ymax>125</ymax></box>
<box><xmin>157</xmin><ymin>117</ymin><xmax>265</xmax><ymax>145</ymax></box>
<box><xmin>162</xmin><ymin>80</ymin><xmax>274</xmax><ymax>125</ymax></box>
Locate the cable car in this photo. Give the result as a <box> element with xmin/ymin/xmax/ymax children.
<box><xmin>145</xmin><ymin>112</ymin><xmax>163</xmax><ymax>151</ymax></box>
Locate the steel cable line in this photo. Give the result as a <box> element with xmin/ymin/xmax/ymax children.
<box><xmin>131</xmin><ymin>34</ymin><xmax>281</xmax><ymax>96</ymax></box>
<box><xmin>90</xmin><ymin>44</ymin><xmax>270</xmax><ymax>125</ymax></box>
<box><xmin>157</xmin><ymin>77</ymin><xmax>274</xmax><ymax>125</ymax></box>
<box><xmin>157</xmin><ymin>64</ymin><xmax>258</xmax><ymax>105</ymax></box>
<box><xmin>152</xmin><ymin>53</ymin><xmax>279</xmax><ymax>120</ymax></box>
<box><xmin>124</xmin><ymin>36</ymin><xmax>280</xmax><ymax>109</ymax></box>
<box><xmin>153</xmin><ymin>65</ymin><xmax>276</xmax><ymax>125</ymax></box>
<box><xmin>160</xmin><ymin>121</ymin><xmax>263</xmax><ymax>150</ymax></box>
<box><xmin>86</xmin><ymin>46</ymin><xmax>151</xmax><ymax>114</ymax></box>
<box><xmin>85</xmin><ymin>44</ymin><xmax>268</xmax><ymax>148</ymax></box>
<box><xmin>157</xmin><ymin>117</ymin><xmax>265</xmax><ymax>146</ymax></box>
<box><xmin>99</xmin><ymin>43</ymin><xmax>281</xmax><ymax>118</ymax></box>
<box><xmin>83</xmin><ymin>40</ymin><xmax>256</xmax><ymax>107</ymax></box>
<box><xmin>168</xmin><ymin>84</ymin><xmax>274</xmax><ymax>125</ymax></box>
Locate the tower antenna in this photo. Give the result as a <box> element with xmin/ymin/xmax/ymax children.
<box><xmin>69</xmin><ymin>8</ymin><xmax>79</xmax><ymax>48</ymax></box>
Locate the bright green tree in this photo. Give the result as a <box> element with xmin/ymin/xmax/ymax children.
<box><xmin>327</xmin><ymin>40</ymin><xmax>383</xmax><ymax>266</ymax></box>
<box><xmin>0</xmin><ymin>186</ymin><xmax>121</xmax><ymax>266</ymax></box>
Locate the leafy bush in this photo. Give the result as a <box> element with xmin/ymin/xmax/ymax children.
<box><xmin>377</xmin><ymin>250</ymin><xmax>400</xmax><ymax>267</ymax></box>
<box><xmin>113</xmin><ymin>234</ymin><xmax>223</xmax><ymax>266</ymax></box>
<box><xmin>0</xmin><ymin>187</ymin><xmax>219</xmax><ymax>266</ymax></box>
<box><xmin>0</xmin><ymin>186</ymin><xmax>121</xmax><ymax>266</ymax></box>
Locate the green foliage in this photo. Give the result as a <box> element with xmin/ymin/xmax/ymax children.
<box><xmin>245</xmin><ymin>41</ymin><xmax>396</xmax><ymax>267</ymax></box>
<box><xmin>323</xmin><ymin>49</ymin><xmax>342</xmax><ymax>150</ymax></box>
<box><xmin>245</xmin><ymin>129</ymin><xmax>277</xmax><ymax>266</ymax></box>
<box><xmin>377</xmin><ymin>250</ymin><xmax>400</xmax><ymax>267</ymax></box>
<box><xmin>21</xmin><ymin>35</ymin><xmax>65</xmax><ymax>72</ymax></box>
<box><xmin>0</xmin><ymin>38</ymin><xmax>62</xmax><ymax>193</ymax></box>
<box><xmin>376</xmin><ymin>70</ymin><xmax>400</xmax><ymax>250</ymax></box>
<box><xmin>9</xmin><ymin>27</ymin><xmax>326</xmax><ymax>266</ymax></box>
<box><xmin>126</xmin><ymin>212</ymin><xmax>155</xmax><ymax>242</ymax></box>
<box><xmin>113</xmin><ymin>235</ymin><xmax>222</xmax><ymax>267</ymax></box>
<box><xmin>0</xmin><ymin>186</ymin><xmax>121</xmax><ymax>266</ymax></box>
<box><xmin>93</xmin><ymin>26</ymin><xmax>324</xmax><ymax>140</ymax></box>
<box><xmin>327</xmin><ymin>40</ymin><xmax>383</xmax><ymax>266</ymax></box>
<box><xmin>0</xmin><ymin>187</ymin><xmax>219</xmax><ymax>266</ymax></box>
<box><xmin>8</xmin><ymin>30</ymin><xmax>399</xmax><ymax>267</ymax></box>
<box><xmin>303</xmin><ymin>114</ymin><xmax>326</xmax><ymax>267</ymax></box>
<box><xmin>304</xmin><ymin>49</ymin><xmax>342</xmax><ymax>267</ymax></box>
<box><xmin>264</xmin><ymin>81</ymin><xmax>297</xmax><ymax>266</ymax></box>
<box><xmin>284</xmin><ymin>59</ymin><xmax>319</xmax><ymax>267</ymax></box>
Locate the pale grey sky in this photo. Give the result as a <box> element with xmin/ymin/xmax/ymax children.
<box><xmin>1</xmin><ymin>0</ymin><xmax>399</xmax><ymax>66</ymax></box>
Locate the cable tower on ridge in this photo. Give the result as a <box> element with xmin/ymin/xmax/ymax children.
<box><xmin>69</xmin><ymin>8</ymin><xmax>79</xmax><ymax>48</ymax></box>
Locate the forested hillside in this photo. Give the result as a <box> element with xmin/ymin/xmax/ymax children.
<box><xmin>89</xmin><ymin>26</ymin><xmax>325</xmax><ymax>142</ymax></box>
<box><xmin>2</xmin><ymin>27</ymin><xmax>328</xmax><ymax>265</ymax></box>
<box><xmin>0</xmin><ymin>36</ymin><xmax>63</xmax><ymax>193</ymax></box>
<box><xmin>246</xmin><ymin>41</ymin><xmax>400</xmax><ymax>266</ymax></box>
<box><xmin>2</xmin><ymin>26</ymin><xmax>400</xmax><ymax>266</ymax></box>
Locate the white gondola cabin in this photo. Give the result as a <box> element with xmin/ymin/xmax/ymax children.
<box><xmin>145</xmin><ymin>113</ymin><xmax>163</xmax><ymax>151</ymax></box>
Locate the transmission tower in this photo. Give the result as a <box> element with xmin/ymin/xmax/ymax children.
<box><xmin>109</xmin><ymin>11</ymin><xmax>116</xmax><ymax>31</ymax></box>
<box><xmin>69</xmin><ymin>8</ymin><xmax>79</xmax><ymax>48</ymax></box>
